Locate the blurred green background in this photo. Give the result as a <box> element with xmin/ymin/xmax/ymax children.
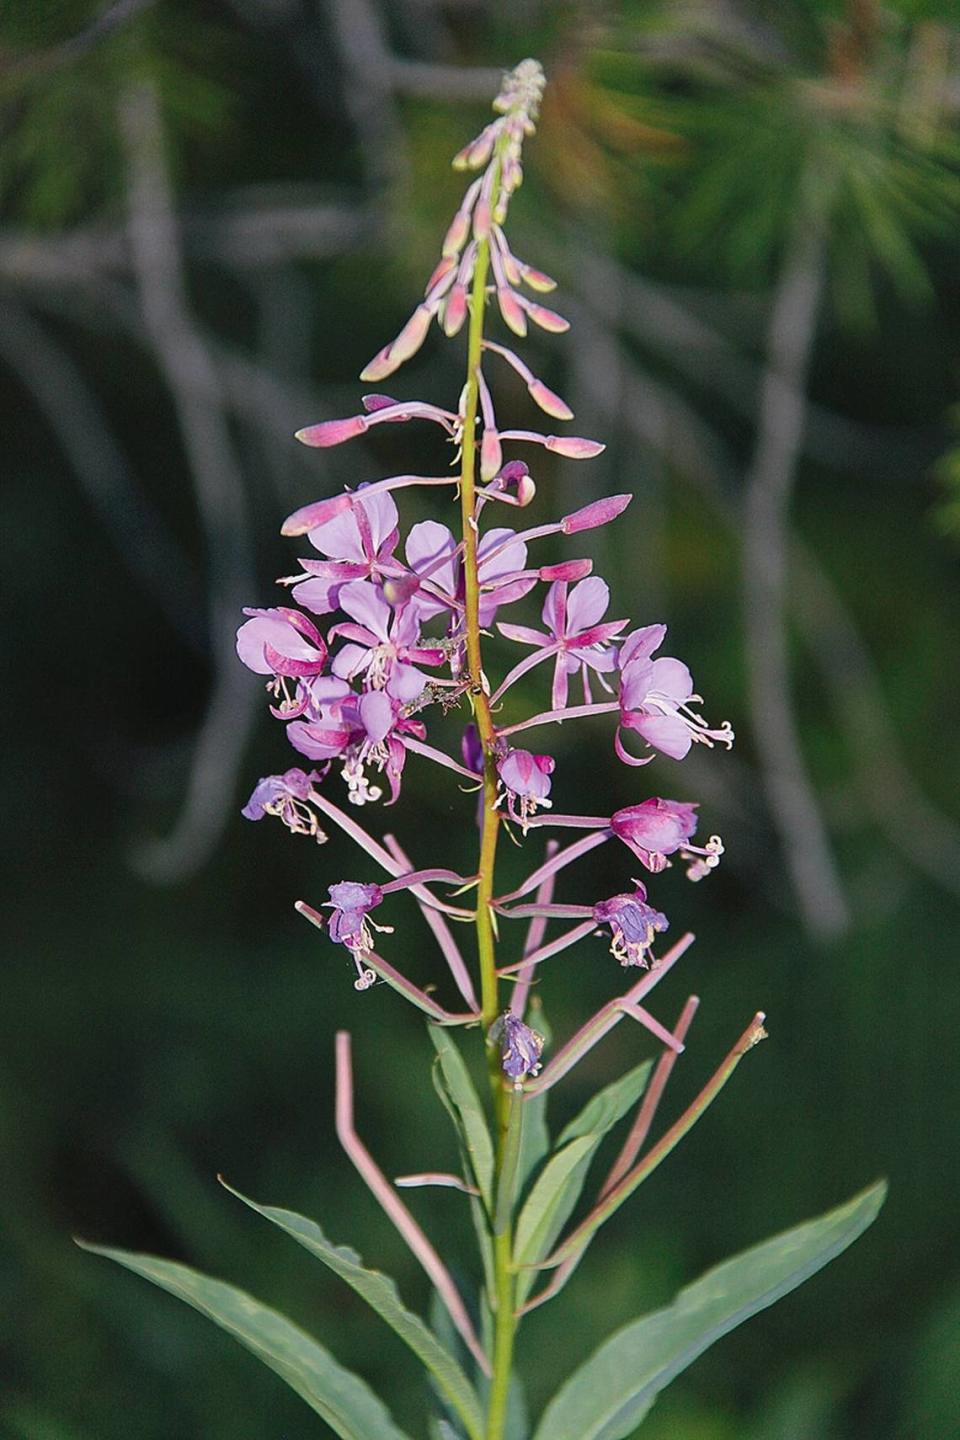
<box><xmin>3</xmin><ymin>2</ymin><xmax>960</xmax><ymax>1437</ymax></box>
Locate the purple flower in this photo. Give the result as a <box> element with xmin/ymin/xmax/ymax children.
<box><xmin>236</xmin><ymin>607</ymin><xmax>331</xmax><ymax>717</ymax></box>
<box><xmin>610</xmin><ymin>798</ymin><xmax>699</xmax><ymax>873</ymax></box>
<box><xmin>241</xmin><ymin>768</ymin><xmax>327</xmax><ymax>842</ymax></box>
<box><xmin>461</xmin><ymin>723</ymin><xmax>484</xmax><ymax>776</ymax></box>
<box><xmin>329</xmin><ymin>580</ymin><xmax>444</xmax><ymax>702</ymax></box>
<box><xmin>290</xmin><ymin>491</ymin><xmax>401</xmax><ymax>616</ymax></box>
<box><xmin>236</xmin><ymin>606</ymin><xmax>328</xmax><ymax>677</ymax></box>
<box><xmin>404</xmin><ymin>521</ymin><xmax>535</xmax><ymax>628</ymax></box>
<box><xmin>593</xmin><ymin>884</ymin><xmax>669</xmax><ymax>967</ymax></box>
<box><xmin>498</xmin><ymin>577</ymin><xmax>626</xmax><ymax>708</ymax></box>
<box><xmin>288</xmin><ymin>687</ymin><xmax>423</xmax><ymax>806</ymax></box>
<box><xmin>496</xmin><ymin>749</ymin><xmax>555</xmax><ymax>832</ymax></box>
<box><xmin>611</xmin><ymin>798</ymin><xmax>725</xmax><ymax>880</ymax></box>
<box><xmin>323</xmin><ymin>880</ymin><xmax>390</xmax><ymax>990</ymax></box>
<box><xmin>490</xmin><ymin>1012</ymin><xmax>544</xmax><ymax>1087</ymax></box>
<box><xmin>617</xmin><ymin>625</ymin><xmax>734</xmax><ymax>764</ymax></box>
<box><xmin>325</xmin><ymin>880</ymin><xmax>385</xmax><ymax>944</ymax></box>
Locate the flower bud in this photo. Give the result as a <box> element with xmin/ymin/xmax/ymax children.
<box><xmin>527</xmin><ymin>378</ymin><xmax>574</xmax><ymax>422</ymax></box>
<box><xmin>498</xmin><ymin>459</ymin><xmax>529</xmax><ymax>487</ymax></box>
<box><xmin>442</xmin><ymin>210</ymin><xmax>471</xmax><ymax>258</ymax></box>
<box><xmin>500</xmin><ymin>249</ymin><xmax>522</xmax><ymax>286</ymax></box>
<box><xmin>281</xmin><ymin>492</ymin><xmax>353</xmax><ymax>537</ymax></box>
<box><xmin>294</xmin><ymin>414</ymin><xmax>368</xmax><ymax>448</ymax></box>
<box><xmin>443</xmin><ymin>285</ymin><xmax>468</xmax><ymax>337</ymax></box>
<box><xmin>544</xmin><ymin>435</ymin><xmax>606</xmax><ymax>459</ymax></box>
<box><xmin>425</xmin><ymin>254</ymin><xmax>457</xmax><ymax>296</ymax></box>
<box><xmin>480</xmin><ymin>429</ymin><xmax>503</xmax><ymax>482</ymax></box>
<box><xmin>389</xmin><ymin>305</ymin><xmax>433</xmax><ymax>366</ymax></box>
<box><xmin>520</xmin><ymin>264</ymin><xmax>557</xmax><ymax>293</ymax></box>
<box><xmin>525</xmin><ymin>302</ymin><xmax>570</xmax><ymax>334</ymax></box>
<box><xmin>562</xmin><ymin>494</ymin><xmax>632</xmax><ymax>533</ymax></box>
<box><xmin>540</xmin><ymin>558</ymin><xmax>592</xmax><ymax>582</ymax></box>
<box><xmin>515</xmin><ymin>473</ymin><xmax>537</xmax><ymax>505</ymax></box>
<box><xmin>359</xmin><ymin>344</ymin><xmax>396</xmax><ymax>383</ymax></box>
<box><xmin>467</xmin><ymin>130</ymin><xmax>495</xmax><ymax>169</ymax></box>
<box><xmin>359</xmin><ymin>306</ymin><xmax>432</xmax><ymax>382</ymax></box>
<box><xmin>473</xmin><ymin>198</ymin><xmax>492</xmax><ymax>242</ymax></box>
<box><xmin>494</xmin><ymin>459</ymin><xmax>536</xmax><ymax>506</ymax></box>
<box><xmin>498</xmin><ymin>287</ymin><xmax>527</xmax><ymax>337</ymax></box>
<box><xmin>362</xmin><ymin>393</ymin><xmax>398</xmax><ymax>413</ymax></box>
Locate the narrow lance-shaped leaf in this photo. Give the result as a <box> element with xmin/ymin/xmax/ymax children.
<box><xmin>429</xmin><ymin>1025</ymin><xmax>494</xmax><ymax>1203</ymax></box>
<box><xmin>78</xmin><ymin>1242</ymin><xmax>413</xmax><ymax>1440</ymax></box>
<box><xmin>513</xmin><ymin>1007</ymin><xmax>552</xmax><ymax>1200</ymax></box>
<box><xmin>554</xmin><ymin>1060</ymin><xmax>653</xmax><ymax>1148</ymax></box>
<box><xmin>514</xmin><ymin>1086</ymin><xmax>549</xmax><ymax>1200</ymax></box>
<box><xmin>431</xmin><ymin>1060</ymin><xmax>495</xmax><ymax>1300</ymax></box>
<box><xmin>494</xmin><ymin>1092</ymin><xmax>524</xmax><ymax>1235</ymax></box>
<box><xmin>221</xmin><ymin>1183</ymin><xmax>484</xmax><ymax>1440</ymax></box>
<box><xmin>533</xmin><ymin>1181</ymin><xmax>887</xmax><ymax>1440</ymax></box>
<box><xmin>513</xmin><ymin>1062</ymin><xmax>652</xmax><ymax>1306</ymax></box>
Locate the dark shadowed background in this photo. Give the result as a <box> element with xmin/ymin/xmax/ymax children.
<box><xmin>3</xmin><ymin>2</ymin><xmax>959</xmax><ymax>1437</ymax></box>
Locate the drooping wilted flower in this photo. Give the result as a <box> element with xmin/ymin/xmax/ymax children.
<box><xmin>490</xmin><ymin>1011</ymin><xmax>544</xmax><ymax>1087</ymax></box>
<box><xmin>241</xmin><ymin>768</ymin><xmax>327</xmax><ymax>841</ymax></box>
<box><xmin>593</xmin><ymin>884</ymin><xmax>669</xmax><ymax>967</ymax></box>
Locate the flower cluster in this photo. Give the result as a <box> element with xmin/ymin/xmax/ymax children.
<box><xmin>238</xmin><ymin>59</ymin><xmax>733</xmax><ymax>1086</ymax></box>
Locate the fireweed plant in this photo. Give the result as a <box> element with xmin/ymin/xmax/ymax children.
<box><xmin>86</xmin><ymin>62</ymin><xmax>884</xmax><ymax>1440</ymax></box>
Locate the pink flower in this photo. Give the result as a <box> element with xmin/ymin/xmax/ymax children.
<box><xmin>236</xmin><ymin>607</ymin><xmax>328</xmax><ymax>678</ymax></box>
<box><xmin>496</xmin><ymin>749</ymin><xmax>555</xmax><ymax>832</ymax></box>
<box><xmin>499</xmin><ymin>577</ymin><xmax>627</xmax><ymax>708</ymax></box>
<box><xmin>617</xmin><ymin>625</ymin><xmax>734</xmax><ymax>764</ymax></box>
<box><xmin>290</xmin><ymin>491</ymin><xmax>401</xmax><ymax>617</ymax></box>
<box><xmin>404</xmin><ymin>522</ymin><xmax>535</xmax><ymax>628</ymax></box>
<box><xmin>236</xmin><ymin>607</ymin><xmax>330</xmax><ymax>717</ymax></box>
<box><xmin>288</xmin><ymin>687</ymin><xmax>423</xmax><ymax>807</ymax></box>
<box><xmin>610</xmin><ymin>798</ymin><xmax>725</xmax><ymax>880</ymax></box>
<box><xmin>610</xmin><ymin>798</ymin><xmax>699</xmax><ymax>873</ymax></box>
<box><xmin>328</xmin><ymin>580</ymin><xmax>444</xmax><ymax>702</ymax></box>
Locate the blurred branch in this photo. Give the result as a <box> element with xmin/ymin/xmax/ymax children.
<box><xmin>0</xmin><ymin>297</ymin><xmax>204</xmax><ymax>652</ymax></box>
<box><xmin>742</xmin><ymin>202</ymin><xmax>850</xmax><ymax>939</ymax></box>
<box><xmin>574</xmin><ymin>249</ymin><xmax>934</xmax><ymax>483</ymax></box>
<box><xmin>25</xmin><ymin>271</ymin><xmax>370</xmax><ymax>498</ymax></box>
<box><xmin>119</xmin><ymin>80</ymin><xmax>258</xmax><ymax>883</ymax></box>
<box><xmin>387</xmin><ymin>57</ymin><xmax>505</xmax><ymax>100</ymax></box>
<box><xmin>568</xmin><ymin>257</ymin><xmax>960</xmax><ymax>920</ymax></box>
<box><xmin>327</xmin><ymin>0</ymin><xmax>407</xmax><ymax>193</ymax></box>
<box><xmin>3</xmin><ymin>0</ymin><xmax>157</xmax><ymax>79</ymax></box>
<box><xmin>792</xmin><ymin>545</ymin><xmax>960</xmax><ymax>898</ymax></box>
<box><xmin>554</xmin><ymin>227</ymin><xmax>852</xmax><ymax>935</ymax></box>
<box><xmin>0</xmin><ymin>192</ymin><xmax>375</xmax><ymax>283</ymax></box>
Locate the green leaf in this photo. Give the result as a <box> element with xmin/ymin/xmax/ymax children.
<box><xmin>78</xmin><ymin>1242</ymin><xmax>412</xmax><ymax>1440</ymax></box>
<box><xmin>494</xmin><ymin>1093</ymin><xmax>525</xmax><ymax>1235</ymax></box>
<box><xmin>429</xmin><ymin>1026</ymin><xmax>494</xmax><ymax>1204</ymax></box>
<box><xmin>513</xmin><ymin>1062</ymin><xmax>653</xmax><ymax>1307</ymax></box>
<box><xmin>532</xmin><ymin>1181</ymin><xmax>887</xmax><ymax>1440</ymax></box>
<box><xmin>430</xmin><ymin>1062</ymin><xmax>495</xmax><ymax>1300</ymax></box>
<box><xmin>221</xmin><ymin>1184</ymin><xmax>484</xmax><ymax>1440</ymax></box>
<box><xmin>556</xmin><ymin>1060</ymin><xmax>653</xmax><ymax>1148</ymax></box>
<box><xmin>515</xmin><ymin>1087</ymin><xmax>549</xmax><ymax>1200</ymax></box>
<box><xmin>512</xmin><ymin>1136</ymin><xmax>597</xmax><ymax>1308</ymax></box>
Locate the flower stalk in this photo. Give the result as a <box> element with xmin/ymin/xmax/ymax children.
<box><xmin>456</xmin><ymin>134</ymin><xmax>518</xmax><ymax>1440</ymax></box>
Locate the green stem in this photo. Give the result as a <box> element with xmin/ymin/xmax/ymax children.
<box><xmin>457</xmin><ymin>155</ymin><xmax>517</xmax><ymax>1440</ymax></box>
